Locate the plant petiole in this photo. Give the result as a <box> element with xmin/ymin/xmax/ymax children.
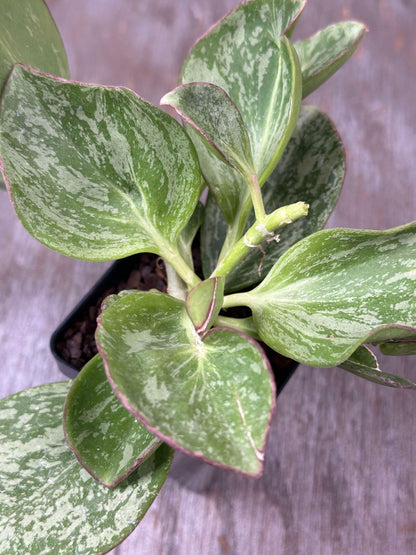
<box><xmin>161</xmin><ymin>246</ymin><xmax>201</xmax><ymax>289</ymax></box>
<box><xmin>247</xmin><ymin>172</ymin><xmax>266</xmax><ymax>222</ymax></box>
<box><xmin>214</xmin><ymin>315</ymin><xmax>260</xmax><ymax>340</ymax></box>
<box><xmin>211</xmin><ymin>201</ymin><xmax>309</xmax><ymax>278</ymax></box>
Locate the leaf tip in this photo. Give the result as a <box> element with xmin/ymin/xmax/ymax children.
<box><xmin>160</xmin><ymin>90</ymin><xmax>174</xmax><ymax>107</ymax></box>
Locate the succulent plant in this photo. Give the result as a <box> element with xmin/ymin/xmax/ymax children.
<box><xmin>0</xmin><ymin>1</ymin><xmax>414</xmax><ymax>553</ymax></box>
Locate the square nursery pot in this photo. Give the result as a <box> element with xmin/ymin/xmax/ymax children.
<box><xmin>50</xmin><ymin>252</ymin><xmax>298</xmax><ymax>395</ymax></box>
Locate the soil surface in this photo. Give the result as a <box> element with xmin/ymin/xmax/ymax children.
<box><xmin>55</xmin><ymin>254</ymin><xmax>167</xmax><ymax>370</ymax></box>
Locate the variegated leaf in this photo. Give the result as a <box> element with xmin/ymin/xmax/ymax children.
<box><xmin>201</xmin><ymin>106</ymin><xmax>345</xmax><ymax>288</ymax></box>
<box><xmin>180</xmin><ymin>0</ymin><xmax>304</xmax><ymax>223</ymax></box>
<box><xmin>339</xmin><ymin>345</ymin><xmax>416</xmax><ymax>388</ymax></box>
<box><xmin>64</xmin><ymin>354</ymin><xmax>162</xmax><ymax>488</ymax></box>
<box><xmin>201</xmin><ymin>191</ymin><xmax>230</xmax><ymax>279</ymax></box>
<box><xmin>0</xmin><ymin>64</ymin><xmax>201</xmax><ymax>260</ymax></box>
<box><xmin>0</xmin><ymin>0</ymin><xmax>69</xmax><ymax>190</ymax></box>
<box><xmin>96</xmin><ymin>290</ymin><xmax>275</xmax><ymax>477</ymax></box>
<box><xmin>162</xmin><ymin>82</ymin><xmax>255</xmax><ymax>181</ymax></box>
<box><xmin>234</xmin><ymin>223</ymin><xmax>416</xmax><ymax>366</ymax></box>
<box><xmin>0</xmin><ymin>381</ymin><xmax>173</xmax><ymax>555</ymax></box>
<box><xmin>0</xmin><ymin>0</ymin><xmax>69</xmax><ymax>92</ymax></box>
<box><xmin>186</xmin><ymin>277</ymin><xmax>225</xmax><ymax>334</ymax></box>
<box><xmin>295</xmin><ymin>21</ymin><xmax>367</xmax><ymax>98</ymax></box>
<box><xmin>184</xmin><ymin>128</ymin><xmax>245</xmax><ymax>224</ymax></box>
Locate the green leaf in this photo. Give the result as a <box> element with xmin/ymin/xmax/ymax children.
<box><xmin>97</xmin><ymin>290</ymin><xmax>275</xmax><ymax>477</ymax></box>
<box><xmin>0</xmin><ymin>381</ymin><xmax>173</xmax><ymax>554</ymax></box>
<box><xmin>0</xmin><ymin>0</ymin><xmax>69</xmax><ymax>92</ymax></box>
<box><xmin>380</xmin><ymin>340</ymin><xmax>416</xmax><ymax>356</ymax></box>
<box><xmin>201</xmin><ymin>191</ymin><xmax>230</xmax><ymax>279</ymax></box>
<box><xmin>201</xmin><ymin>106</ymin><xmax>345</xmax><ymax>288</ymax></box>
<box><xmin>238</xmin><ymin>223</ymin><xmax>416</xmax><ymax>367</ymax></box>
<box><xmin>101</xmin><ymin>290</ymin><xmax>138</xmax><ymax>312</ymax></box>
<box><xmin>180</xmin><ymin>0</ymin><xmax>304</xmax><ymax>222</ymax></box>
<box><xmin>64</xmin><ymin>354</ymin><xmax>162</xmax><ymax>488</ymax></box>
<box><xmin>178</xmin><ymin>201</ymin><xmax>204</xmax><ymax>268</ymax></box>
<box><xmin>339</xmin><ymin>346</ymin><xmax>416</xmax><ymax>388</ymax></box>
<box><xmin>0</xmin><ymin>64</ymin><xmax>201</xmax><ymax>260</ymax></box>
<box><xmin>0</xmin><ymin>0</ymin><xmax>69</xmax><ymax>190</ymax></box>
<box><xmin>295</xmin><ymin>21</ymin><xmax>367</xmax><ymax>98</ymax></box>
<box><xmin>184</xmin><ymin>129</ymin><xmax>245</xmax><ymax>224</ymax></box>
<box><xmin>162</xmin><ymin>82</ymin><xmax>255</xmax><ymax>181</ymax></box>
<box><xmin>186</xmin><ymin>277</ymin><xmax>225</xmax><ymax>334</ymax></box>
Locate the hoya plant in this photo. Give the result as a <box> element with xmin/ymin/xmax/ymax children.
<box><xmin>0</xmin><ymin>0</ymin><xmax>415</xmax><ymax>552</ymax></box>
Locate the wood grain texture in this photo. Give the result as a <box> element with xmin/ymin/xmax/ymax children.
<box><xmin>0</xmin><ymin>1</ymin><xmax>415</xmax><ymax>554</ymax></box>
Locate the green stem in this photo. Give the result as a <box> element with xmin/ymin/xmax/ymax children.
<box><xmin>218</xmin><ymin>173</ymin><xmax>265</xmax><ymax>264</ymax></box>
<box><xmin>211</xmin><ymin>201</ymin><xmax>309</xmax><ymax>278</ymax></box>
<box><xmin>218</xmin><ymin>223</ymin><xmax>239</xmax><ymax>264</ymax></box>
<box><xmin>222</xmin><ymin>293</ymin><xmax>251</xmax><ymax>309</ymax></box>
<box><xmin>165</xmin><ymin>263</ymin><xmax>187</xmax><ymax>300</ymax></box>
<box><xmin>217</xmin><ymin>198</ymin><xmax>251</xmax><ymax>264</ymax></box>
<box><xmin>247</xmin><ymin>172</ymin><xmax>266</xmax><ymax>222</ymax></box>
<box><xmin>214</xmin><ymin>315</ymin><xmax>260</xmax><ymax>340</ymax></box>
<box><xmin>161</xmin><ymin>247</ymin><xmax>201</xmax><ymax>289</ymax></box>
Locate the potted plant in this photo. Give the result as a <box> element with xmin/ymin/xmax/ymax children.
<box><xmin>0</xmin><ymin>0</ymin><xmax>415</xmax><ymax>553</ymax></box>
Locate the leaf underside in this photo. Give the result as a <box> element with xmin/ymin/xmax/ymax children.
<box><xmin>178</xmin><ymin>201</ymin><xmax>204</xmax><ymax>267</ymax></box>
<box><xmin>0</xmin><ymin>0</ymin><xmax>69</xmax><ymax>91</ymax></box>
<box><xmin>380</xmin><ymin>340</ymin><xmax>416</xmax><ymax>356</ymax></box>
<box><xmin>97</xmin><ymin>290</ymin><xmax>275</xmax><ymax>477</ymax></box>
<box><xmin>246</xmin><ymin>223</ymin><xmax>416</xmax><ymax>366</ymax></box>
<box><xmin>186</xmin><ymin>277</ymin><xmax>225</xmax><ymax>334</ymax></box>
<box><xmin>0</xmin><ymin>65</ymin><xmax>201</xmax><ymax>260</ymax></box>
<box><xmin>201</xmin><ymin>105</ymin><xmax>345</xmax><ymax>289</ymax></box>
<box><xmin>0</xmin><ymin>381</ymin><xmax>173</xmax><ymax>555</ymax></box>
<box><xmin>64</xmin><ymin>354</ymin><xmax>162</xmax><ymax>488</ymax></box>
<box><xmin>339</xmin><ymin>346</ymin><xmax>416</xmax><ymax>388</ymax></box>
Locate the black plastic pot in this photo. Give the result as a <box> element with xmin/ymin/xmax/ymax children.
<box><xmin>50</xmin><ymin>253</ymin><xmax>164</xmax><ymax>379</ymax></box>
<box><xmin>50</xmin><ymin>253</ymin><xmax>298</xmax><ymax>394</ymax></box>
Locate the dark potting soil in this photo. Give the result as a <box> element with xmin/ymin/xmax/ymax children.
<box><xmin>56</xmin><ymin>250</ymin><xmax>295</xmax><ymax>391</ymax></box>
<box><xmin>55</xmin><ymin>254</ymin><xmax>167</xmax><ymax>370</ymax></box>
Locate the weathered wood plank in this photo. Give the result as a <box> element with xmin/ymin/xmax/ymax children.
<box><xmin>0</xmin><ymin>1</ymin><xmax>415</xmax><ymax>553</ymax></box>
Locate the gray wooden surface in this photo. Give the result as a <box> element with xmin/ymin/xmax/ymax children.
<box><xmin>1</xmin><ymin>1</ymin><xmax>415</xmax><ymax>554</ymax></box>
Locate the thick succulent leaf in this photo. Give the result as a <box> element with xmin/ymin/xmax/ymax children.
<box><xmin>180</xmin><ymin>0</ymin><xmax>304</xmax><ymax>222</ymax></box>
<box><xmin>201</xmin><ymin>190</ymin><xmax>230</xmax><ymax>278</ymax></box>
<box><xmin>241</xmin><ymin>223</ymin><xmax>416</xmax><ymax>366</ymax></box>
<box><xmin>97</xmin><ymin>291</ymin><xmax>275</xmax><ymax>477</ymax></box>
<box><xmin>0</xmin><ymin>381</ymin><xmax>173</xmax><ymax>555</ymax></box>
<box><xmin>178</xmin><ymin>201</ymin><xmax>204</xmax><ymax>267</ymax></box>
<box><xmin>162</xmin><ymin>82</ymin><xmax>255</xmax><ymax>180</ymax></box>
<box><xmin>380</xmin><ymin>340</ymin><xmax>416</xmax><ymax>356</ymax></box>
<box><xmin>0</xmin><ymin>0</ymin><xmax>69</xmax><ymax>190</ymax></box>
<box><xmin>201</xmin><ymin>106</ymin><xmax>345</xmax><ymax>288</ymax></box>
<box><xmin>64</xmin><ymin>354</ymin><xmax>162</xmax><ymax>488</ymax></box>
<box><xmin>186</xmin><ymin>277</ymin><xmax>225</xmax><ymax>334</ymax></box>
<box><xmin>0</xmin><ymin>0</ymin><xmax>69</xmax><ymax>92</ymax></box>
<box><xmin>184</xmin><ymin>127</ymin><xmax>245</xmax><ymax>224</ymax></box>
<box><xmin>0</xmin><ymin>64</ymin><xmax>201</xmax><ymax>260</ymax></box>
<box><xmin>295</xmin><ymin>21</ymin><xmax>367</xmax><ymax>98</ymax></box>
<box><xmin>101</xmin><ymin>290</ymin><xmax>139</xmax><ymax>312</ymax></box>
<box><xmin>339</xmin><ymin>346</ymin><xmax>416</xmax><ymax>388</ymax></box>
<box><xmin>340</xmin><ymin>345</ymin><xmax>378</xmax><ymax>371</ymax></box>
